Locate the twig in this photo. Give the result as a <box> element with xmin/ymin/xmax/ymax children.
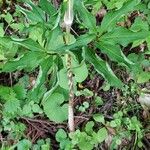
<box><xmin>74</xmin><ymin>116</ymin><xmax>89</xmax><ymax>120</ymax></box>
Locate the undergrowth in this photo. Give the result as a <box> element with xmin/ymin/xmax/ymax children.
<box><xmin>0</xmin><ymin>0</ymin><xmax>150</xmax><ymax>149</ymax></box>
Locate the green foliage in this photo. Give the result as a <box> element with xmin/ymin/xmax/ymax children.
<box><xmin>78</xmin><ymin>101</ymin><xmax>89</xmax><ymax>112</ymax></box>
<box><xmin>0</xmin><ymin>0</ymin><xmax>149</xmax><ymax>149</ymax></box>
<box><xmin>84</xmin><ymin>0</ymin><xmax>132</xmax><ymax>10</ymax></box>
<box><xmin>76</xmin><ymin>88</ymin><xmax>93</xmax><ymax>97</ymax></box>
<box><xmin>2</xmin><ymin>51</ymin><xmax>46</xmax><ymax>72</ymax></box>
<box><xmin>128</xmin><ymin>53</ymin><xmax>150</xmax><ymax>83</ymax></box>
<box><xmin>32</xmin><ymin>138</ymin><xmax>51</xmax><ymax>150</ymax></box>
<box><xmin>100</xmin><ymin>27</ymin><xmax>148</xmax><ymax>47</ymax></box>
<box><xmin>1</xmin><ymin>0</ymin><xmax>148</xmax><ymax>88</ymax></box>
<box><xmin>93</xmin><ymin>114</ymin><xmax>105</xmax><ymax>124</ymax></box>
<box><xmin>56</xmin><ymin>129</ymin><xmax>72</xmax><ymax>150</ymax></box>
<box><xmin>42</xmin><ymin>88</ymin><xmax>68</xmax><ymax>123</ymax></box>
<box><xmin>106</xmin><ymin>111</ymin><xmax>144</xmax><ymax>149</ymax></box>
<box><xmin>99</xmin><ymin>0</ymin><xmax>140</xmax><ymax>32</ymax></box>
<box><xmin>75</xmin><ymin>0</ymin><xmax>97</xmax><ymax>32</ymax></box>
<box><xmin>69</xmin><ymin>126</ymin><xmax>108</xmax><ymax>150</ymax></box>
<box><xmin>94</xmin><ymin>96</ymin><xmax>103</xmax><ymax>106</ymax></box>
<box><xmin>85</xmin><ymin>48</ymin><xmax>123</xmax><ymax>87</ymax></box>
<box><xmin>55</xmin><ymin>122</ymin><xmax>108</xmax><ymax>150</ymax></box>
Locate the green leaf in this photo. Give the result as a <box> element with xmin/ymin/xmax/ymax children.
<box><xmin>46</xmin><ymin>27</ymin><xmax>64</xmax><ymax>51</ymax></box>
<box><xmin>28</xmin><ymin>26</ymin><xmax>43</xmax><ymax>45</ymax></box>
<box><xmin>100</xmin><ymin>27</ymin><xmax>149</xmax><ymax>46</ymax></box>
<box><xmin>56</xmin><ymin>129</ymin><xmax>67</xmax><ymax>142</ymax></box>
<box><xmin>102</xmin><ymin>82</ymin><xmax>111</xmax><ymax>91</ymax></box>
<box><xmin>42</xmin><ymin>91</ymin><xmax>68</xmax><ymax>123</ymax></box>
<box><xmin>79</xmin><ymin>106</ymin><xmax>86</xmax><ymax>112</ymax></box>
<box><xmin>85</xmin><ymin>121</ymin><xmax>94</xmax><ymax>134</ymax></box>
<box><xmin>3</xmin><ymin>13</ymin><xmax>13</xmax><ymax>24</ymax></box>
<box><xmin>75</xmin><ymin>0</ymin><xmax>97</xmax><ymax>32</ymax></box>
<box><xmin>146</xmin><ymin>35</ymin><xmax>150</xmax><ymax>51</ymax></box>
<box><xmin>110</xmin><ymin>120</ymin><xmax>118</xmax><ymax>128</ymax></box>
<box><xmin>39</xmin><ymin>0</ymin><xmax>56</xmax><ymax>16</ymax></box>
<box><xmin>58</xmin><ymin>68</ymin><xmax>69</xmax><ymax>90</ymax></box>
<box><xmin>0</xmin><ymin>86</ymin><xmax>16</xmax><ymax>102</ymax></box>
<box><xmin>56</xmin><ymin>34</ymin><xmax>95</xmax><ymax>52</ymax></box>
<box><xmin>137</xmin><ymin>72</ymin><xmax>150</xmax><ymax>83</ymax></box>
<box><xmin>91</xmin><ymin>1</ymin><xmax>102</xmax><ymax>15</ymax></box>
<box><xmin>0</xmin><ymin>37</ymin><xmax>13</xmax><ymax>48</ymax></box>
<box><xmin>83</xmin><ymin>102</ymin><xmax>89</xmax><ymax>109</ymax></box>
<box><xmin>28</xmin><ymin>56</ymin><xmax>53</xmax><ymax>102</ymax></box>
<box><xmin>105</xmin><ymin>0</ymin><xmax>128</xmax><ymax>10</ymax></box>
<box><xmin>100</xmin><ymin>0</ymin><xmax>140</xmax><ymax>33</ymax></box>
<box><xmin>71</xmin><ymin>131</ymin><xmax>94</xmax><ymax>150</ymax></box>
<box><xmin>2</xmin><ymin>51</ymin><xmax>46</xmax><ymax>72</ymax></box>
<box><xmin>94</xmin><ymin>96</ymin><xmax>103</xmax><ymax>106</ymax></box>
<box><xmin>32</xmin><ymin>104</ymin><xmax>43</xmax><ymax>114</ymax></box>
<box><xmin>4</xmin><ymin>99</ymin><xmax>20</xmax><ymax>116</ymax></box>
<box><xmin>10</xmin><ymin>23</ymin><xmax>24</xmax><ymax>31</ymax></box>
<box><xmin>59</xmin><ymin>54</ymin><xmax>88</xmax><ymax>86</ymax></box>
<box><xmin>85</xmin><ymin>48</ymin><xmax>123</xmax><ymax>87</ymax></box>
<box><xmin>13</xmin><ymin>84</ymin><xmax>27</xmax><ymax>100</ymax></box>
<box><xmin>22</xmin><ymin>104</ymin><xmax>33</xmax><ymax>117</ymax></box>
<box><xmin>17</xmin><ymin>139</ymin><xmax>32</xmax><ymax>150</ymax></box>
<box><xmin>72</xmin><ymin>61</ymin><xmax>88</xmax><ymax>83</ymax></box>
<box><xmin>130</xmin><ymin>17</ymin><xmax>149</xmax><ymax>32</ymax></box>
<box><xmin>116</xmin><ymin>139</ymin><xmax>122</xmax><ymax>145</ymax></box>
<box><xmin>96</xmin><ymin>41</ymin><xmax>133</xmax><ymax>67</ymax></box>
<box><xmin>93</xmin><ymin>114</ymin><xmax>105</xmax><ymax>124</ymax></box>
<box><xmin>76</xmin><ymin>88</ymin><xmax>93</xmax><ymax>97</ymax></box>
<box><xmin>0</xmin><ymin>24</ymin><xmax>4</xmax><ymax>37</ymax></box>
<box><xmin>0</xmin><ymin>49</ymin><xmax>6</xmax><ymax>61</ymax></box>
<box><xmin>17</xmin><ymin>1</ymin><xmax>45</xmax><ymax>23</ymax></box>
<box><xmin>96</xmin><ymin>128</ymin><xmax>108</xmax><ymax>143</ymax></box>
<box><xmin>11</xmin><ymin>38</ymin><xmax>46</xmax><ymax>52</ymax></box>
<box><xmin>0</xmin><ymin>37</ymin><xmax>18</xmax><ymax>58</ymax></box>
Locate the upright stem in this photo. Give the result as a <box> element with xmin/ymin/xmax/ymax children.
<box><xmin>66</xmin><ymin>53</ymin><xmax>75</xmax><ymax>132</ymax></box>
<box><xmin>64</xmin><ymin>0</ymin><xmax>74</xmax><ymax>132</ymax></box>
<box><xmin>66</xmin><ymin>29</ymin><xmax>75</xmax><ymax>132</ymax></box>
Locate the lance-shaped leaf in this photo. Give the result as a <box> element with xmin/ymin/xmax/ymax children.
<box><xmin>85</xmin><ymin>48</ymin><xmax>123</xmax><ymax>87</ymax></box>
<box><xmin>96</xmin><ymin>42</ymin><xmax>134</xmax><ymax>67</ymax></box>
<box><xmin>39</xmin><ymin>0</ymin><xmax>56</xmax><ymax>16</ymax></box>
<box><xmin>17</xmin><ymin>1</ymin><xmax>45</xmax><ymax>23</ymax></box>
<box><xmin>100</xmin><ymin>0</ymin><xmax>140</xmax><ymax>33</ymax></box>
<box><xmin>2</xmin><ymin>51</ymin><xmax>46</xmax><ymax>72</ymax></box>
<box><xmin>11</xmin><ymin>38</ymin><xmax>46</xmax><ymax>52</ymax></box>
<box><xmin>74</xmin><ymin>0</ymin><xmax>97</xmax><ymax>32</ymax></box>
<box><xmin>56</xmin><ymin>34</ymin><xmax>95</xmax><ymax>52</ymax></box>
<box><xmin>100</xmin><ymin>27</ymin><xmax>149</xmax><ymax>46</ymax></box>
<box><xmin>28</xmin><ymin>56</ymin><xmax>53</xmax><ymax>102</ymax></box>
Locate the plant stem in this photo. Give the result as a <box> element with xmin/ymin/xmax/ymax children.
<box><xmin>64</xmin><ymin>0</ymin><xmax>75</xmax><ymax>132</ymax></box>
<box><xmin>66</xmin><ymin>29</ymin><xmax>75</xmax><ymax>132</ymax></box>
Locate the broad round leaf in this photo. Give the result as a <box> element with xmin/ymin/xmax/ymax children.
<box><xmin>43</xmin><ymin>92</ymin><xmax>68</xmax><ymax>123</ymax></box>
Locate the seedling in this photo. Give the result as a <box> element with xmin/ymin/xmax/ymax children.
<box><xmin>78</xmin><ymin>102</ymin><xmax>89</xmax><ymax>112</ymax></box>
